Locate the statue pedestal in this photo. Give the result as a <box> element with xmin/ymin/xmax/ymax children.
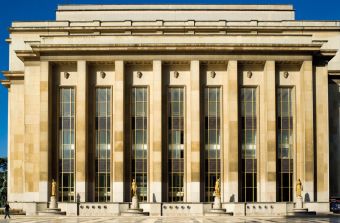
<box><xmin>131</xmin><ymin>195</ymin><xmax>139</xmax><ymax>209</ymax></box>
<box><xmin>288</xmin><ymin>196</ymin><xmax>315</xmax><ymax>216</ymax></box>
<box><xmin>205</xmin><ymin>196</ymin><xmax>233</xmax><ymax>216</ymax></box>
<box><xmin>121</xmin><ymin>195</ymin><xmax>149</xmax><ymax>216</ymax></box>
<box><xmin>38</xmin><ymin>196</ymin><xmax>66</xmax><ymax>216</ymax></box>
<box><xmin>49</xmin><ymin>196</ymin><xmax>57</xmax><ymax>209</ymax></box>
<box><xmin>295</xmin><ymin>196</ymin><xmax>303</xmax><ymax>209</ymax></box>
<box><xmin>213</xmin><ymin>196</ymin><xmax>222</xmax><ymax>209</ymax></box>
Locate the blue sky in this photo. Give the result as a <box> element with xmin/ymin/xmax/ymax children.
<box><xmin>1</xmin><ymin>0</ymin><xmax>340</xmax><ymax>157</ymax></box>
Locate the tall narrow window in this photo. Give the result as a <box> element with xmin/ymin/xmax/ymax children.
<box><xmin>59</xmin><ymin>88</ymin><xmax>75</xmax><ymax>202</ymax></box>
<box><xmin>168</xmin><ymin>87</ymin><xmax>184</xmax><ymax>202</ymax></box>
<box><xmin>95</xmin><ymin>88</ymin><xmax>111</xmax><ymax>202</ymax></box>
<box><xmin>204</xmin><ymin>87</ymin><xmax>221</xmax><ymax>202</ymax></box>
<box><xmin>277</xmin><ymin>87</ymin><xmax>294</xmax><ymax>202</ymax></box>
<box><xmin>240</xmin><ymin>87</ymin><xmax>257</xmax><ymax>202</ymax></box>
<box><xmin>131</xmin><ymin>87</ymin><xmax>148</xmax><ymax>202</ymax></box>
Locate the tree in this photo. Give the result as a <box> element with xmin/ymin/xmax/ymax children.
<box><xmin>0</xmin><ymin>157</ymin><xmax>7</xmax><ymax>206</ymax></box>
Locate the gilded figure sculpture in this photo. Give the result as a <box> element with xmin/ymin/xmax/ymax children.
<box><xmin>51</xmin><ymin>179</ymin><xmax>57</xmax><ymax>197</ymax></box>
<box><xmin>296</xmin><ymin>178</ymin><xmax>303</xmax><ymax>198</ymax></box>
<box><xmin>131</xmin><ymin>179</ymin><xmax>138</xmax><ymax>197</ymax></box>
<box><xmin>214</xmin><ymin>178</ymin><xmax>221</xmax><ymax>198</ymax></box>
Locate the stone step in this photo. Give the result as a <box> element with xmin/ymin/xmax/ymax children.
<box><xmin>121</xmin><ymin>208</ymin><xmax>149</xmax><ymax>216</ymax></box>
<box><xmin>38</xmin><ymin>208</ymin><xmax>66</xmax><ymax>216</ymax></box>
<box><xmin>205</xmin><ymin>212</ymin><xmax>234</xmax><ymax>216</ymax></box>
<box><xmin>205</xmin><ymin>208</ymin><xmax>233</xmax><ymax>216</ymax></box>
<box><xmin>287</xmin><ymin>209</ymin><xmax>316</xmax><ymax>216</ymax></box>
<box><xmin>0</xmin><ymin>208</ymin><xmax>25</xmax><ymax>215</ymax></box>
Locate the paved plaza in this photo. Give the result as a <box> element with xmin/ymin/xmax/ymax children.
<box><xmin>0</xmin><ymin>216</ymin><xmax>339</xmax><ymax>223</ymax></box>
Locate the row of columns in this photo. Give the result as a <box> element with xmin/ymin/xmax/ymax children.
<box><xmin>33</xmin><ymin>59</ymin><xmax>329</xmax><ymax>203</ymax></box>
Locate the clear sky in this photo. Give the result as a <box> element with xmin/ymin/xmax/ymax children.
<box><xmin>1</xmin><ymin>0</ymin><xmax>340</xmax><ymax>157</ymax></box>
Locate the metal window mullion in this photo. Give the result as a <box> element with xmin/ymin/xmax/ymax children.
<box><xmin>288</xmin><ymin>89</ymin><xmax>292</xmax><ymax>201</ymax></box>
<box><xmin>208</xmin><ymin>88</ymin><xmax>210</xmax><ymax>201</ymax></box>
<box><xmin>134</xmin><ymin>89</ymin><xmax>137</xmax><ymax>197</ymax></box>
<box><xmin>250</xmin><ymin>89</ymin><xmax>253</xmax><ymax>202</ymax></box>
<box><xmin>280</xmin><ymin>89</ymin><xmax>283</xmax><ymax>200</ymax></box>
<box><xmin>105</xmin><ymin>88</ymin><xmax>107</xmax><ymax>200</ymax></box>
<box><xmin>96</xmin><ymin>89</ymin><xmax>98</xmax><ymax>201</ymax></box>
<box><xmin>61</xmin><ymin>90</ymin><xmax>64</xmax><ymax>201</ymax></box>
<box><xmin>243</xmin><ymin>89</ymin><xmax>246</xmax><ymax>201</ymax></box>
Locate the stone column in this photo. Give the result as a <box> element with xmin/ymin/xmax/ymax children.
<box><xmin>75</xmin><ymin>60</ymin><xmax>88</xmax><ymax>202</ymax></box>
<box><xmin>24</xmin><ymin>61</ymin><xmax>41</xmax><ymax>201</ymax></box>
<box><xmin>187</xmin><ymin>60</ymin><xmax>200</xmax><ymax>202</ymax></box>
<box><xmin>39</xmin><ymin>61</ymin><xmax>50</xmax><ymax>202</ymax></box>
<box><xmin>112</xmin><ymin>60</ymin><xmax>124</xmax><ymax>202</ymax></box>
<box><xmin>315</xmin><ymin>62</ymin><xmax>329</xmax><ymax>202</ymax></box>
<box><xmin>149</xmin><ymin>60</ymin><xmax>162</xmax><ymax>202</ymax></box>
<box><xmin>259</xmin><ymin>61</ymin><xmax>276</xmax><ymax>202</ymax></box>
<box><xmin>224</xmin><ymin>60</ymin><xmax>238</xmax><ymax>202</ymax></box>
<box><xmin>296</xmin><ymin>61</ymin><xmax>314</xmax><ymax>202</ymax></box>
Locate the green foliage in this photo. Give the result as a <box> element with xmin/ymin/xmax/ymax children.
<box><xmin>0</xmin><ymin>157</ymin><xmax>7</xmax><ymax>207</ymax></box>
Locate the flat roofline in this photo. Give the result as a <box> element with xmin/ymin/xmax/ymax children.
<box><xmin>57</xmin><ymin>4</ymin><xmax>294</xmax><ymax>11</ymax></box>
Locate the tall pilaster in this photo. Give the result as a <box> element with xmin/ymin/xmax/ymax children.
<box><xmin>259</xmin><ymin>61</ymin><xmax>276</xmax><ymax>201</ymax></box>
<box><xmin>187</xmin><ymin>60</ymin><xmax>200</xmax><ymax>202</ymax></box>
<box><xmin>75</xmin><ymin>60</ymin><xmax>88</xmax><ymax>201</ymax></box>
<box><xmin>112</xmin><ymin>60</ymin><xmax>124</xmax><ymax>202</ymax></box>
<box><xmin>24</xmin><ymin>61</ymin><xmax>41</xmax><ymax>201</ymax></box>
<box><xmin>303</xmin><ymin>60</ymin><xmax>314</xmax><ymax>202</ymax></box>
<box><xmin>224</xmin><ymin>60</ymin><xmax>238</xmax><ymax>202</ymax></box>
<box><xmin>315</xmin><ymin>62</ymin><xmax>329</xmax><ymax>202</ymax></box>
<box><xmin>39</xmin><ymin>61</ymin><xmax>50</xmax><ymax>202</ymax></box>
<box><xmin>296</xmin><ymin>61</ymin><xmax>314</xmax><ymax>202</ymax></box>
<box><xmin>149</xmin><ymin>60</ymin><xmax>162</xmax><ymax>202</ymax></box>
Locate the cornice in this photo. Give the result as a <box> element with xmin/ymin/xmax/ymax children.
<box><xmin>9</xmin><ymin>25</ymin><xmax>340</xmax><ymax>33</ymax></box>
<box><xmin>0</xmin><ymin>80</ymin><xmax>11</xmax><ymax>89</ymax></box>
<box><xmin>329</xmin><ymin>70</ymin><xmax>340</xmax><ymax>75</ymax></box>
<box><xmin>15</xmin><ymin>51</ymin><xmax>39</xmax><ymax>62</ymax></box>
<box><xmin>29</xmin><ymin>43</ymin><xmax>323</xmax><ymax>52</ymax></box>
<box><xmin>14</xmin><ymin>42</ymin><xmax>336</xmax><ymax>62</ymax></box>
<box><xmin>1</xmin><ymin>70</ymin><xmax>25</xmax><ymax>80</ymax></box>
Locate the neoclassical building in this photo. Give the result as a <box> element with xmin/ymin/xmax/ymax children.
<box><xmin>1</xmin><ymin>4</ymin><xmax>340</xmax><ymax>216</ymax></box>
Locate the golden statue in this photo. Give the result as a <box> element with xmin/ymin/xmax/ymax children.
<box><xmin>296</xmin><ymin>178</ymin><xmax>303</xmax><ymax>198</ymax></box>
<box><xmin>214</xmin><ymin>178</ymin><xmax>221</xmax><ymax>198</ymax></box>
<box><xmin>131</xmin><ymin>179</ymin><xmax>137</xmax><ymax>197</ymax></box>
<box><xmin>51</xmin><ymin>179</ymin><xmax>57</xmax><ymax>197</ymax></box>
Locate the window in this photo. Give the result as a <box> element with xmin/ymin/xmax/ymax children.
<box><xmin>240</xmin><ymin>87</ymin><xmax>257</xmax><ymax>202</ymax></box>
<box><xmin>95</xmin><ymin>88</ymin><xmax>111</xmax><ymax>202</ymax></box>
<box><xmin>131</xmin><ymin>87</ymin><xmax>148</xmax><ymax>201</ymax></box>
<box><xmin>58</xmin><ymin>88</ymin><xmax>75</xmax><ymax>202</ymax></box>
<box><xmin>204</xmin><ymin>87</ymin><xmax>221</xmax><ymax>202</ymax></box>
<box><xmin>277</xmin><ymin>87</ymin><xmax>294</xmax><ymax>202</ymax></box>
<box><xmin>168</xmin><ymin>87</ymin><xmax>185</xmax><ymax>202</ymax></box>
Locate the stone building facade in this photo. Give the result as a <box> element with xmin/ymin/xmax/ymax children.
<box><xmin>1</xmin><ymin>4</ymin><xmax>340</xmax><ymax>216</ymax></box>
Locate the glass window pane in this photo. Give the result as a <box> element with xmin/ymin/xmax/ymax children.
<box><xmin>208</xmin><ymin>88</ymin><xmax>218</xmax><ymax>101</ymax></box>
<box><xmin>98</xmin><ymin>89</ymin><xmax>106</xmax><ymax>101</ymax></box>
<box><xmin>62</xmin><ymin>89</ymin><xmax>71</xmax><ymax>102</ymax></box>
<box><xmin>136</xmin><ymin>89</ymin><xmax>144</xmax><ymax>101</ymax></box>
